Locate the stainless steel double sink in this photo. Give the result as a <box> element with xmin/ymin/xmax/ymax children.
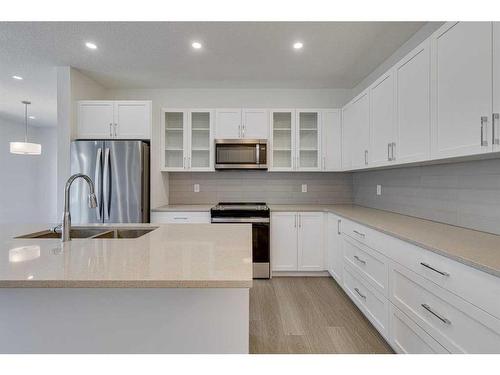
<box><xmin>16</xmin><ymin>227</ymin><xmax>158</xmax><ymax>240</ymax></box>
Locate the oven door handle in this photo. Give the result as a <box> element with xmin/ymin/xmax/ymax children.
<box><xmin>211</xmin><ymin>217</ymin><xmax>270</xmax><ymax>223</ymax></box>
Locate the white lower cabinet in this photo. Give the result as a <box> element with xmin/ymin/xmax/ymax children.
<box><xmin>271</xmin><ymin>212</ymin><xmax>324</xmax><ymax>272</ymax></box>
<box><xmin>151</xmin><ymin>211</ymin><xmax>211</xmax><ymax>224</ymax></box>
<box><xmin>390</xmin><ymin>262</ymin><xmax>500</xmax><ymax>353</ymax></box>
<box><xmin>389</xmin><ymin>303</ymin><xmax>448</xmax><ymax>354</ymax></box>
<box><xmin>336</xmin><ymin>216</ymin><xmax>500</xmax><ymax>354</ymax></box>
<box><xmin>343</xmin><ymin>263</ymin><xmax>390</xmax><ymax>340</ymax></box>
<box><xmin>326</xmin><ymin>213</ymin><xmax>343</xmax><ymax>283</ymax></box>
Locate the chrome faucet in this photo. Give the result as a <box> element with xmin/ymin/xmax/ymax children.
<box><xmin>61</xmin><ymin>173</ymin><xmax>98</xmax><ymax>242</ymax></box>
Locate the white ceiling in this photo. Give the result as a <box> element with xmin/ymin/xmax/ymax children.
<box><xmin>0</xmin><ymin>21</ymin><xmax>427</xmax><ymax>127</ymax></box>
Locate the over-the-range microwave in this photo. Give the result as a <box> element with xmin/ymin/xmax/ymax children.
<box><xmin>215</xmin><ymin>139</ymin><xmax>267</xmax><ymax>170</ymax></box>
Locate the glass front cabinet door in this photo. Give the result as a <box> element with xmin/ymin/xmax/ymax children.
<box><xmin>162</xmin><ymin>109</ymin><xmax>214</xmax><ymax>171</ymax></box>
<box><xmin>270</xmin><ymin>110</ymin><xmax>295</xmax><ymax>171</ymax></box>
<box><xmin>296</xmin><ymin>110</ymin><xmax>321</xmax><ymax>170</ymax></box>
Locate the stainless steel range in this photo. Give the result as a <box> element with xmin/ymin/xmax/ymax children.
<box><xmin>210</xmin><ymin>202</ymin><xmax>270</xmax><ymax>279</ymax></box>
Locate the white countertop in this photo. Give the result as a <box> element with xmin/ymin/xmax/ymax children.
<box><xmin>0</xmin><ymin>223</ymin><xmax>252</xmax><ymax>288</ymax></box>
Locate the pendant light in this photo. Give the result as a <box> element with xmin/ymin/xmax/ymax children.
<box><xmin>9</xmin><ymin>101</ymin><xmax>42</xmax><ymax>155</ymax></box>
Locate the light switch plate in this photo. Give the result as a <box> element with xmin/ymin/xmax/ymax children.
<box><xmin>301</xmin><ymin>184</ymin><xmax>308</xmax><ymax>193</ymax></box>
<box><xmin>376</xmin><ymin>184</ymin><xmax>382</xmax><ymax>196</ymax></box>
<box><xmin>194</xmin><ymin>184</ymin><xmax>200</xmax><ymax>193</ymax></box>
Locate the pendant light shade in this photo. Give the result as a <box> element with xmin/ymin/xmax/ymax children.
<box><xmin>9</xmin><ymin>141</ymin><xmax>42</xmax><ymax>155</ymax></box>
<box><xmin>10</xmin><ymin>101</ymin><xmax>41</xmax><ymax>155</ymax></box>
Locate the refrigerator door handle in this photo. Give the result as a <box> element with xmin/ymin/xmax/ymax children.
<box><xmin>103</xmin><ymin>147</ymin><xmax>110</xmax><ymax>220</ymax></box>
<box><xmin>94</xmin><ymin>147</ymin><xmax>102</xmax><ymax>220</ymax></box>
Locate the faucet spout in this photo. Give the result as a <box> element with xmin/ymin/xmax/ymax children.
<box><xmin>61</xmin><ymin>173</ymin><xmax>97</xmax><ymax>242</ymax></box>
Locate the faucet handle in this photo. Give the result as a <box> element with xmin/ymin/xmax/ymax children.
<box><xmin>88</xmin><ymin>192</ymin><xmax>98</xmax><ymax>209</ymax></box>
<box><xmin>51</xmin><ymin>224</ymin><xmax>62</xmax><ymax>234</ymax></box>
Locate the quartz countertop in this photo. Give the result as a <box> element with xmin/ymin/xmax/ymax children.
<box><xmin>0</xmin><ymin>223</ymin><xmax>252</xmax><ymax>288</ymax></box>
<box><xmin>152</xmin><ymin>205</ymin><xmax>213</xmax><ymax>212</ymax></box>
<box><xmin>269</xmin><ymin>204</ymin><xmax>500</xmax><ymax>278</ymax></box>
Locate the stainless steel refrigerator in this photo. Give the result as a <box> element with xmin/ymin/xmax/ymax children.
<box><xmin>70</xmin><ymin>140</ymin><xmax>150</xmax><ymax>224</ymax></box>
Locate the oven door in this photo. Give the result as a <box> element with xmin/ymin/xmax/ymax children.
<box><xmin>215</xmin><ymin>140</ymin><xmax>267</xmax><ymax>170</ymax></box>
<box><xmin>252</xmin><ymin>223</ymin><xmax>270</xmax><ymax>279</ymax></box>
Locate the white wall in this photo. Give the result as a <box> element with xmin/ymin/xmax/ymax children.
<box><xmin>106</xmin><ymin>88</ymin><xmax>351</xmax><ymax>208</ymax></box>
<box><xmin>56</xmin><ymin>67</ymin><xmax>107</xmax><ymax>215</ymax></box>
<box><xmin>0</xmin><ymin>119</ymin><xmax>57</xmax><ymax>224</ymax></box>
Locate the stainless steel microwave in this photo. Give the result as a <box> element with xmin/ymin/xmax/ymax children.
<box><xmin>215</xmin><ymin>139</ymin><xmax>267</xmax><ymax>170</ymax></box>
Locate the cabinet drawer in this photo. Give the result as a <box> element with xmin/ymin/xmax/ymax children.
<box><xmin>389</xmin><ymin>303</ymin><xmax>448</xmax><ymax>354</ymax></box>
<box><xmin>343</xmin><ymin>263</ymin><xmax>389</xmax><ymax>339</ymax></box>
<box><xmin>390</xmin><ymin>262</ymin><xmax>500</xmax><ymax>353</ymax></box>
<box><xmin>151</xmin><ymin>211</ymin><xmax>210</xmax><ymax>224</ymax></box>
<box><xmin>341</xmin><ymin>219</ymin><xmax>377</xmax><ymax>246</ymax></box>
<box><xmin>342</xmin><ymin>235</ymin><xmax>389</xmax><ymax>296</ymax></box>
<box><xmin>382</xmin><ymin>233</ymin><xmax>500</xmax><ymax>321</ymax></box>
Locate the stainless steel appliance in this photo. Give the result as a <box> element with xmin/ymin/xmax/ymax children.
<box><xmin>70</xmin><ymin>140</ymin><xmax>150</xmax><ymax>224</ymax></box>
<box><xmin>210</xmin><ymin>202</ymin><xmax>270</xmax><ymax>279</ymax></box>
<box><xmin>215</xmin><ymin>139</ymin><xmax>267</xmax><ymax>170</ymax></box>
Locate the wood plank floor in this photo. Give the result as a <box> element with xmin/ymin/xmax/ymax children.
<box><xmin>249</xmin><ymin>277</ymin><xmax>394</xmax><ymax>354</ymax></box>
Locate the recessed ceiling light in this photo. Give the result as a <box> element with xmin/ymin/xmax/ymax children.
<box><xmin>12</xmin><ymin>75</ymin><xmax>23</xmax><ymax>80</ymax></box>
<box><xmin>293</xmin><ymin>42</ymin><xmax>303</xmax><ymax>50</ymax></box>
<box><xmin>191</xmin><ymin>41</ymin><xmax>202</xmax><ymax>49</ymax></box>
<box><xmin>85</xmin><ymin>42</ymin><xmax>98</xmax><ymax>50</ymax></box>
<box><xmin>29</xmin><ymin>116</ymin><xmax>35</xmax><ymax>120</ymax></box>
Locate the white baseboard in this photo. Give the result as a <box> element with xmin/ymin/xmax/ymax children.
<box><xmin>272</xmin><ymin>271</ymin><xmax>331</xmax><ymax>277</ymax></box>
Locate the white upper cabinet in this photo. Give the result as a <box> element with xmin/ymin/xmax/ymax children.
<box><xmin>215</xmin><ymin>109</ymin><xmax>241</xmax><ymax>139</ymax></box>
<box><xmin>270</xmin><ymin>110</ymin><xmax>296</xmax><ymax>171</ymax></box>
<box><xmin>493</xmin><ymin>22</ymin><xmax>500</xmax><ymax>152</ymax></box>
<box><xmin>322</xmin><ymin>109</ymin><xmax>342</xmax><ymax>171</ymax></box>
<box><xmin>162</xmin><ymin>109</ymin><xmax>214</xmax><ymax>171</ymax></box>
<box><xmin>161</xmin><ymin>109</ymin><xmax>187</xmax><ymax>171</ymax></box>
<box><xmin>114</xmin><ymin>101</ymin><xmax>152</xmax><ymax>139</ymax></box>
<box><xmin>369</xmin><ymin>71</ymin><xmax>396</xmax><ymax>167</ymax></box>
<box><xmin>394</xmin><ymin>40</ymin><xmax>431</xmax><ymax>164</ymax></box>
<box><xmin>242</xmin><ymin>109</ymin><xmax>269</xmax><ymax>139</ymax></box>
<box><xmin>431</xmin><ymin>22</ymin><xmax>493</xmax><ymax>159</ymax></box>
<box><xmin>342</xmin><ymin>91</ymin><xmax>370</xmax><ymax>170</ymax></box>
<box><xmin>77</xmin><ymin>101</ymin><xmax>114</xmax><ymax>139</ymax></box>
<box><xmin>215</xmin><ymin>108</ymin><xmax>269</xmax><ymax>139</ymax></box>
<box><xmin>296</xmin><ymin>110</ymin><xmax>321</xmax><ymax>171</ymax></box>
<box><xmin>77</xmin><ymin>100</ymin><xmax>151</xmax><ymax>140</ymax></box>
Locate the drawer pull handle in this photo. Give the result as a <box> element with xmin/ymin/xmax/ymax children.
<box><xmin>354</xmin><ymin>287</ymin><xmax>366</xmax><ymax>300</ymax></box>
<box><xmin>420</xmin><ymin>262</ymin><xmax>450</xmax><ymax>277</ymax></box>
<box><xmin>421</xmin><ymin>303</ymin><xmax>451</xmax><ymax>325</ymax></box>
<box><xmin>174</xmin><ymin>217</ymin><xmax>188</xmax><ymax>220</ymax></box>
<box><xmin>353</xmin><ymin>230</ymin><xmax>365</xmax><ymax>238</ymax></box>
<box><xmin>354</xmin><ymin>255</ymin><xmax>366</xmax><ymax>265</ymax></box>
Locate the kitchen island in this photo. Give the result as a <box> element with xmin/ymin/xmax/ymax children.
<box><xmin>0</xmin><ymin>223</ymin><xmax>252</xmax><ymax>353</ymax></box>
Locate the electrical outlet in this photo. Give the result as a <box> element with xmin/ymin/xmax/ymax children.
<box><xmin>301</xmin><ymin>184</ymin><xmax>308</xmax><ymax>193</ymax></box>
<box><xmin>376</xmin><ymin>184</ymin><xmax>382</xmax><ymax>196</ymax></box>
<box><xmin>194</xmin><ymin>184</ymin><xmax>200</xmax><ymax>193</ymax></box>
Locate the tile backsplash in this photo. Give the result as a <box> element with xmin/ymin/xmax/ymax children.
<box><xmin>169</xmin><ymin>172</ymin><xmax>353</xmax><ymax>205</ymax></box>
<box><xmin>353</xmin><ymin>158</ymin><xmax>500</xmax><ymax>235</ymax></box>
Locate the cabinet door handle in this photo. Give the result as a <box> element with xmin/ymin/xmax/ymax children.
<box><xmin>391</xmin><ymin>142</ymin><xmax>396</xmax><ymax>160</ymax></box>
<box><xmin>242</xmin><ymin>123</ymin><xmax>245</xmax><ymax>138</ymax></box>
<box><xmin>481</xmin><ymin>116</ymin><xmax>488</xmax><ymax>146</ymax></box>
<box><xmin>187</xmin><ymin>156</ymin><xmax>191</xmax><ymax>169</ymax></box>
<box><xmin>387</xmin><ymin>143</ymin><xmax>391</xmax><ymax>161</ymax></box>
<box><xmin>353</xmin><ymin>230</ymin><xmax>365</xmax><ymax>238</ymax></box>
<box><xmin>420</xmin><ymin>262</ymin><xmax>450</xmax><ymax>277</ymax></box>
<box><xmin>323</xmin><ymin>156</ymin><xmax>326</xmax><ymax>170</ymax></box>
<box><xmin>364</xmin><ymin>150</ymin><xmax>368</xmax><ymax>165</ymax></box>
<box><xmin>114</xmin><ymin>123</ymin><xmax>118</xmax><ymax>137</ymax></box>
<box><xmin>421</xmin><ymin>304</ymin><xmax>451</xmax><ymax>325</ymax></box>
<box><xmin>493</xmin><ymin>113</ymin><xmax>499</xmax><ymax>145</ymax></box>
<box><xmin>354</xmin><ymin>287</ymin><xmax>366</xmax><ymax>300</ymax></box>
<box><xmin>294</xmin><ymin>214</ymin><xmax>297</xmax><ymax>228</ymax></box>
<box><xmin>354</xmin><ymin>255</ymin><xmax>366</xmax><ymax>265</ymax></box>
<box><xmin>337</xmin><ymin>219</ymin><xmax>341</xmax><ymax>235</ymax></box>
<box><xmin>298</xmin><ymin>214</ymin><xmax>301</xmax><ymax>228</ymax></box>
<box><xmin>109</xmin><ymin>123</ymin><xmax>113</xmax><ymax>137</ymax></box>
